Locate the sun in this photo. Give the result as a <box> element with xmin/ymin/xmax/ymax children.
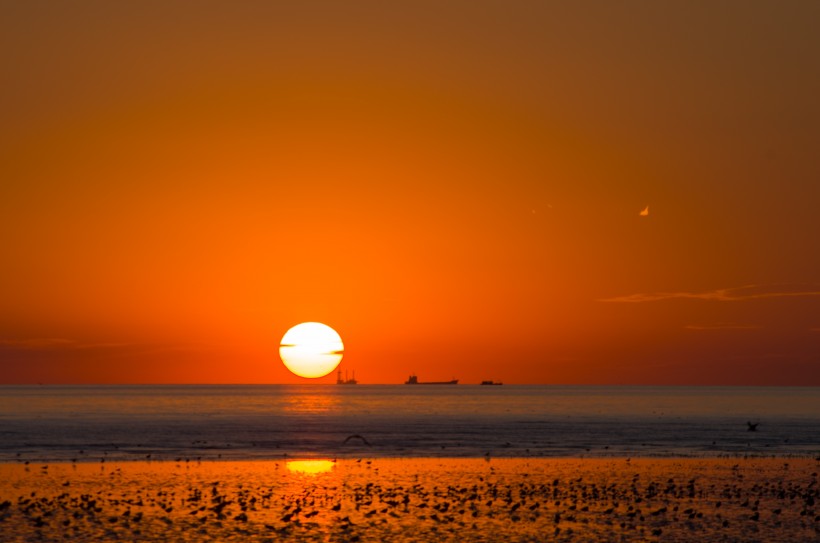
<box><xmin>279</xmin><ymin>322</ymin><xmax>344</xmax><ymax>379</ymax></box>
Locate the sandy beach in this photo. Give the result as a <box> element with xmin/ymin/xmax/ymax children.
<box><xmin>1</xmin><ymin>457</ymin><xmax>817</xmax><ymax>542</ymax></box>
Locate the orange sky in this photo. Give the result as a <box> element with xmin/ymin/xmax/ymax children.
<box><xmin>2</xmin><ymin>2</ymin><xmax>819</xmax><ymax>385</ymax></box>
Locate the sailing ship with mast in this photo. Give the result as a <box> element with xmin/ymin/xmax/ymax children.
<box><xmin>336</xmin><ymin>369</ymin><xmax>358</xmax><ymax>385</ymax></box>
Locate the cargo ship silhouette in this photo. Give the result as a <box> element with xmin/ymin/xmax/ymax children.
<box><xmin>405</xmin><ymin>374</ymin><xmax>458</xmax><ymax>385</ymax></box>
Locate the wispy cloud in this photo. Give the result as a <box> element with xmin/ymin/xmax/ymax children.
<box><xmin>684</xmin><ymin>323</ymin><xmax>762</xmax><ymax>331</ymax></box>
<box><xmin>0</xmin><ymin>338</ymin><xmax>131</xmax><ymax>350</ymax></box>
<box><xmin>599</xmin><ymin>284</ymin><xmax>820</xmax><ymax>303</ymax></box>
<box><xmin>0</xmin><ymin>338</ymin><xmax>77</xmax><ymax>349</ymax></box>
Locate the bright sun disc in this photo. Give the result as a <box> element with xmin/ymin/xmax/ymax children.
<box><xmin>279</xmin><ymin>322</ymin><xmax>344</xmax><ymax>378</ymax></box>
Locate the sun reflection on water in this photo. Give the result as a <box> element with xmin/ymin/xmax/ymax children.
<box><xmin>282</xmin><ymin>391</ymin><xmax>340</xmax><ymax>414</ymax></box>
<box><xmin>285</xmin><ymin>459</ymin><xmax>335</xmax><ymax>475</ymax></box>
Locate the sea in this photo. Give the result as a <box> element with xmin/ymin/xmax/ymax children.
<box><xmin>0</xmin><ymin>385</ymin><xmax>818</xmax><ymax>462</ymax></box>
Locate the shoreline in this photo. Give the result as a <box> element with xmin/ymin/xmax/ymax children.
<box><xmin>4</xmin><ymin>450</ymin><xmax>820</xmax><ymax>465</ymax></box>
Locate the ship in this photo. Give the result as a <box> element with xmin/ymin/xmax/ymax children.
<box><xmin>480</xmin><ymin>380</ymin><xmax>503</xmax><ymax>386</ymax></box>
<box><xmin>405</xmin><ymin>374</ymin><xmax>458</xmax><ymax>385</ymax></box>
<box><xmin>336</xmin><ymin>369</ymin><xmax>358</xmax><ymax>385</ymax></box>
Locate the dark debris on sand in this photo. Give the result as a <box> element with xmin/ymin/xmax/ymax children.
<box><xmin>0</xmin><ymin>459</ymin><xmax>818</xmax><ymax>542</ymax></box>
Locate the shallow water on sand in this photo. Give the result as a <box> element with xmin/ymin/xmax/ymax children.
<box><xmin>0</xmin><ymin>458</ymin><xmax>818</xmax><ymax>542</ymax></box>
<box><xmin>1</xmin><ymin>385</ymin><xmax>818</xmax><ymax>461</ymax></box>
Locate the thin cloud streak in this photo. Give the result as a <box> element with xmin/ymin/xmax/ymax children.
<box><xmin>0</xmin><ymin>339</ymin><xmax>232</xmax><ymax>367</ymax></box>
<box><xmin>599</xmin><ymin>284</ymin><xmax>820</xmax><ymax>303</ymax></box>
<box><xmin>684</xmin><ymin>323</ymin><xmax>762</xmax><ymax>331</ymax></box>
<box><xmin>0</xmin><ymin>338</ymin><xmax>133</xmax><ymax>351</ymax></box>
<box><xmin>0</xmin><ymin>338</ymin><xmax>81</xmax><ymax>349</ymax></box>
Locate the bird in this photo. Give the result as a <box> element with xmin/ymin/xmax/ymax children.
<box><xmin>747</xmin><ymin>421</ymin><xmax>760</xmax><ymax>432</ymax></box>
<box><xmin>639</xmin><ymin>206</ymin><xmax>649</xmax><ymax>217</ymax></box>
<box><xmin>343</xmin><ymin>434</ymin><xmax>371</xmax><ymax>446</ymax></box>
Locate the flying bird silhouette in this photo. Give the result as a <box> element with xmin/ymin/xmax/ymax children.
<box><xmin>343</xmin><ymin>434</ymin><xmax>371</xmax><ymax>446</ymax></box>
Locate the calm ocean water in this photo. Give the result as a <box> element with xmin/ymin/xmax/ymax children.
<box><xmin>0</xmin><ymin>385</ymin><xmax>818</xmax><ymax>462</ymax></box>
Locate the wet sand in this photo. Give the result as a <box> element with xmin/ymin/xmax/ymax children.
<box><xmin>1</xmin><ymin>457</ymin><xmax>818</xmax><ymax>542</ymax></box>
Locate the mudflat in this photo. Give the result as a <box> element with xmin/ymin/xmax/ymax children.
<box><xmin>1</xmin><ymin>457</ymin><xmax>818</xmax><ymax>542</ymax></box>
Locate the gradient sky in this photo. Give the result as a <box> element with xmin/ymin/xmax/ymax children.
<box><xmin>2</xmin><ymin>1</ymin><xmax>819</xmax><ymax>385</ymax></box>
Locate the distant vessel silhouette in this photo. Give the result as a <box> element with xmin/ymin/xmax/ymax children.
<box><xmin>405</xmin><ymin>374</ymin><xmax>458</xmax><ymax>385</ymax></box>
<box><xmin>480</xmin><ymin>380</ymin><xmax>503</xmax><ymax>386</ymax></box>
<box><xmin>336</xmin><ymin>369</ymin><xmax>358</xmax><ymax>385</ymax></box>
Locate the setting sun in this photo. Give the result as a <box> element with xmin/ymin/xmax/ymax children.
<box><xmin>279</xmin><ymin>322</ymin><xmax>344</xmax><ymax>379</ymax></box>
